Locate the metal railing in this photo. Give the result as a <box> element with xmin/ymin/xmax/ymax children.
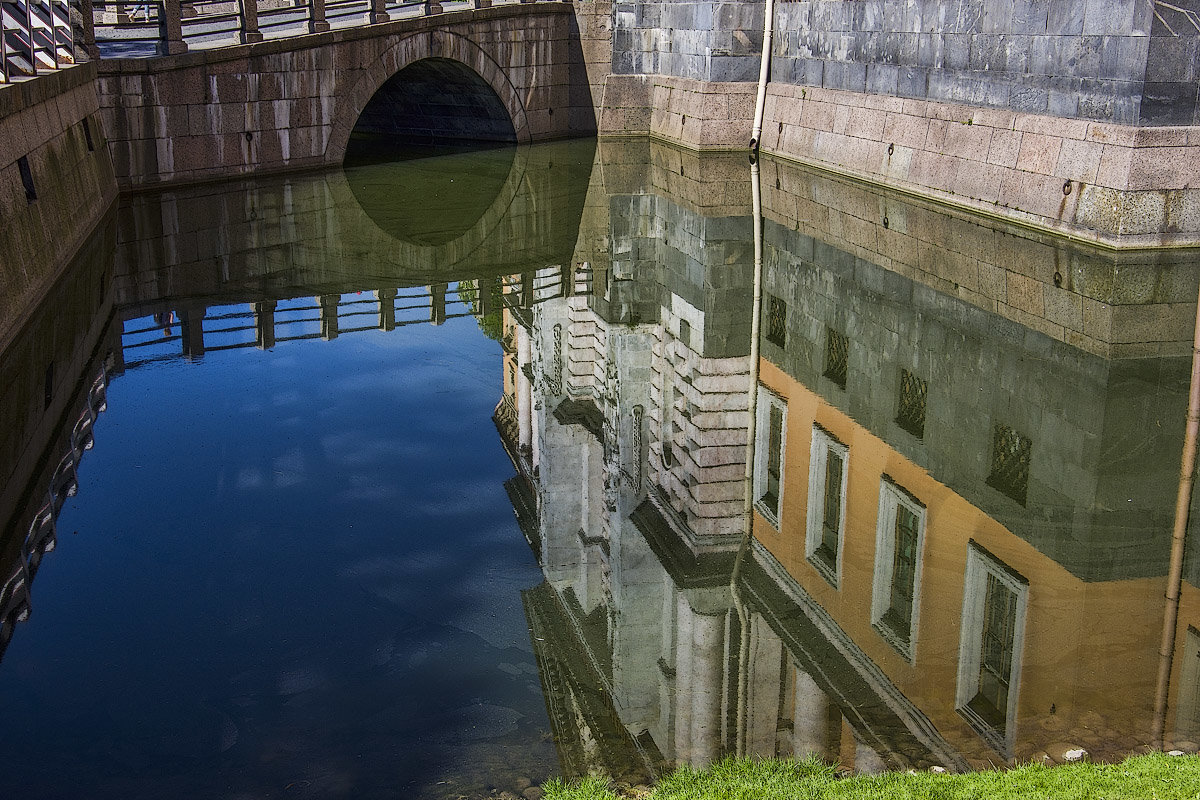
<box><xmin>0</xmin><ymin>0</ymin><xmax>563</xmax><ymax>80</ymax></box>
<box><xmin>87</xmin><ymin>0</ymin><xmax>559</xmax><ymax>58</ymax></box>
<box><xmin>1</xmin><ymin>0</ymin><xmax>74</xmax><ymax>83</ymax></box>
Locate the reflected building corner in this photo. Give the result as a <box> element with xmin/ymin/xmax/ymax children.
<box><xmin>495</xmin><ymin>140</ymin><xmax>1200</xmax><ymax>783</ymax></box>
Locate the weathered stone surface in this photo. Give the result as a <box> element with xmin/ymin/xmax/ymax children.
<box><xmin>0</xmin><ymin>64</ymin><xmax>118</xmax><ymax>352</ymax></box>
<box><xmin>92</xmin><ymin>4</ymin><xmax>589</xmax><ymax>189</ymax></box>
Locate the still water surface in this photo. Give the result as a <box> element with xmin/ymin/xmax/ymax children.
<box><xmin>1</xmin><ymin>138</ymin><xmax>1198</xmax><ymax>797</ymax></box>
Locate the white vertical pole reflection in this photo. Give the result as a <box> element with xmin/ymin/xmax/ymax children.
<box><xmin>517</xmin><ymin>324</ymin><xmax>532</xmax><ymax>453</ymax></box>
<box><xmin>732</xmin><ymin>149</ymin><xmax>766</xmax><ymax>759</ymax></box>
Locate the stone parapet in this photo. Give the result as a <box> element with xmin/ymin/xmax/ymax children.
<box><xmin>0</xmin><ymin>63</ymin><xmax>118</xmax><ymax>352</ymax></box>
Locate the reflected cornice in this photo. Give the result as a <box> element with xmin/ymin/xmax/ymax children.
<box><xmin>759</xmin><ymin>217</ymin><xmax>1191</xmax><ymax>581</ymax></box>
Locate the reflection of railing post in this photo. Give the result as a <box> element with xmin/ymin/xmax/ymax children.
<box><xmin>376</xmin><ymin>288</ymin><xmax>396</xmax><ymax>331</ymax></box>
<box><xmin>369</xmin><ymin>0</ymin><xmax>388</xmax><ymax>24</ymax></box>
<box><xmin>521</xmin><ymin>271</ymin><xmax>534</xmax><ymax>309</ymax></box>
<box><xmin>180</xmin><ymin>306</ymin><xmax>207</xmax><ymax>359</ymax></box>
<box><xmin>472</xmin><ymin>0</ymin><xmax>490</xmax><ymax>7</ymax></box>
<box><xmin>430</xmin><ymin>283</ymin><xmax>447</xmax><ymax>326</ymax></box>
<box><xmin>254</xmin><ymin>300</ymin><xmax>276</xmax><ymax>349</ymax></box>
<box><xmin>161</xmin><ymin>0</ymin><xmax>187</xmax><ymax>54</ymax></box>
<box><xmin>319</xmin><ymin>294</ymin><xmax>339</xmax><ymax>340</ymax></box>
<box><xmin>561</xmin><ymin>263</ymin><xmax>574</xmax><ymax>298</ymax></box>
<box><xmin>479</xmin><ymin>275</ymin><xmax>498</xmax><ymax>318</ymax></box>
<box><xmin>307</xmin><ymin>0</ymin><xmax>329</xmax><ymax>32</ymax></box>
<box><xmin>239</xmin><ymin>0</ymin><xmax>263</xmax><ymax>43</ymax></box>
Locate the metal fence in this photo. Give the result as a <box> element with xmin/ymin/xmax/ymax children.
<box><xmin>0</xmin><ymin>0</ymin><xmax>560</xmax><ymax>80</ymax></box>
<box><xmin>1</xmin><ymin>0</ymin><xmax>74</xmax><ymax>83</ymax></box>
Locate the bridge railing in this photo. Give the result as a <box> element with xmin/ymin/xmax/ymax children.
<box><xmin>0</xmin><ymin>0</ymin><xmax>562</xmax><ymax>80</ymax></box>
<box><xmin>86</xmin><ymin>0</ymin><xmax>558</xmax><ymax>58</ymax></box>
<box><xmin>1</xmin><ymin>0</ymin><xmax>75</xmax><ymax>83</ymax></box>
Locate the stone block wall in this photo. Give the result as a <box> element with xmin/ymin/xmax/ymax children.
<box><xmin>612</xmin><ymin>0</ymin><xmax>763</xmax><ymax>80</ymax></box>
<box><xmin>0</xmin><ymin>213</ymin><xmax>117</xmax><ymax>542</ymax></box>
<box><xmin>610</xmin><ymin>0</ymin><xmax>1199</xmax><ymax>126</ymax></box>
<box><xmin>759</xmin><ymin>152</ymin><xmax>1200</xmax><ymax>358</ymax></box>
<box><xmin>771</xmin><ymin>0</ymin><xmax>1190</xmax><ymax>126</ymax></box>
<box><xmin>0</xmin><ymin>64</ymin><xmax>118</xmax><ymax>351</ymax></box>
<box><xmin>758</xmin><ymin>83</ymin><xmax>1200</xmax><ymax>245</ymax></box>
<box><xmin>597</xmin><ymin>0</ymin><xmax>1200</xmax><ymax>243</ymax></box>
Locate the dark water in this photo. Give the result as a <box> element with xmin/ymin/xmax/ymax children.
<box><xmin>2</xmin><ymin>138</ymin><xmax>1200</xmax><ymax>797</ymax></box>
<box><xmin>2</xmin><ymin>307</ymin><xmax>554</xmax><ymax>798</ymax></box>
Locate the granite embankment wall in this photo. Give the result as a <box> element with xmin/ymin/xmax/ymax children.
<box><xmin>595</xmin><ymin>0</ymin><xmax>1200</xmax><ymax>245</ymax></box>
<box><xmin>92</xmin><ymin>5</ymin><xmax>586</xmax><ymax>190</ymax></box>
<box><xmin>0</xmin><ymin>64</ymin><xmax>118</xmax><ymax>352</ymax></box>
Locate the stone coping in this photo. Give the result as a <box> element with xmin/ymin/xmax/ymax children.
<box><xmin>0</xmin><ymin>62</ymin><xmax>99</xmax><ymax>121</ymax></box>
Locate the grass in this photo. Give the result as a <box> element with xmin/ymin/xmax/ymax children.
<box><xmin>542</xmin><ymin>753</ymin><xmax>1200</xmax><ymax>800</ymax></box>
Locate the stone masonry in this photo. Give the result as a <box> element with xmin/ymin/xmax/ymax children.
<box><xmin>93</xmin><ymin>4</ymin><xmax>587</xmax><ymax>189</ymax></box>
<box><xmin>595</xmin><ymin>0</ymin><xmax>1200</xmax><ymax>244</ymax></box>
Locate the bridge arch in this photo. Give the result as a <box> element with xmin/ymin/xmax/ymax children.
<box><xmin>328</xmin><ymin>30</ymin><xmax>531</xmax><ymax>163</ymax></box>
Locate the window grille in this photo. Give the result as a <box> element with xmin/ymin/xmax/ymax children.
<box><xmin>986</xmin><ymin>424</ymin><xmax>1031</xmax><ymax>506</ymax></box>
<box><xmin>823</xmin><ymin>328</ymin><xmax>848</xmax><ymax>390</ymax></box>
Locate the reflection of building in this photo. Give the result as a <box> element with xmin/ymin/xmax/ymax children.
<box><xmin>752</xmin><ymin>216</ymin><xmax>1195</xmax><ymax>766</ymax></box>
<box><xmin>0</xmin><ymin>218</ymin><xmax>118</xmax><ymax>661</ymax></box>
<box><xmin>499</xmin><ymin>140</ymin><xmax>1200</xmax><ymax>781</ymax></box>
<box><xmin>498</xmin><ymin>147</ymin><xmax>966</xmax><ymax>779</ymax></box>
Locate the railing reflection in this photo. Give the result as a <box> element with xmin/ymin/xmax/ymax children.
<box><xmin>119</xmin><ymin>283</ymin><xmax>471</xmax><ymax>367</ymax></box>
<box><xmin>0</xmin><ymin>269</ymin><xmax>559</xmax><ymax>664</ymax></box>
<box><xmin>0</xmin><ymin>363</ymin><xmax>108</xmax><ymax>659</ymax></box>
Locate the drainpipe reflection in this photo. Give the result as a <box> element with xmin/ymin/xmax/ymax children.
<box><xmin>1152</xmin><ymin>277</ymin><xmax>1200</xmax><ymax>747</ymax></box>
<box><xmin>731</xmin><ymin>151</ymin><xmax>766</xmax><ymax>759</ymax></box>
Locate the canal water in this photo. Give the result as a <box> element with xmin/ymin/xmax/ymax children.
<box><xmin>1</xmin><ymin>137</ymin><xmax>1198</xmax><ymax>798</ymax></box>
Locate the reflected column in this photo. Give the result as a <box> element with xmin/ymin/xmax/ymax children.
<box><xmin>319</xmin><ymin>294</ymin><xmax>339</xmax><ymax>340</ymax></box>
<box><xmin>674</xmin><ymin>593</ymin><xmax>726</xmax><ymax>767</ymax></box>
<box><xmin>430</xmin><ymin>283</ymin><xmax>447</xmax><ymax>326</ymax></box>
<box><xmin>792</xmin><ymin>667</ymin><xmax>839</xmax><ymax>761</ymax></box>
<box><xmin>180</xmin><ymin>306</ymin><xmax>206</xmax><ymax>359</ymax></box>
<box><xmin>744</xmin><ymin>613</ymin><xmax>784</xmax><ymax>757</ymax></box>
<box><xmin>376</xmin><ymin>289</ymin><xmax>396</xmax><ymax>332</ymax></box>
<box><xmin>254</xmin><ymin>300</ymin><xmax>276</xmax><ymax>349</ymax></box>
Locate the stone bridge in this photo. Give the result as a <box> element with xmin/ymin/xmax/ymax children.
<box><xmin>92</xmin><ymin>1</ymin><xmax>593</xmax><ymax>188</ymax></box>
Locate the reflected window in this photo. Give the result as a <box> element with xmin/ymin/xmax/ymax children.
<box><xmin>956</xmin><ymin>543</ymin><xmax>1028</xmax><ymax>757</ymax></box>
<box><xmin>871</xmin><ymin>478</ymin><xmax>925</xmax><ymax>661</ymax></box>
<box><xmin>806</xmin><ymin>425</ymin><xmax>847</xmax><ymax>586</ymax></box>
<box><xmin>766</xmin><ymin>295</ymin><xmax>787</xmax><ymax>348</ymax></box>
<box><xmin>896</xmin><ymin>368</ymin><xmax>927</xmax><ymax>439</ymax></box>
<box><xmin>824</xmin><ymin>328</ymin><xmax>848</xmax><ymax>390</ymax></box>
<box><xmin>754</xmin><ymin>386</ymin><xmax>787</xmax><ymax>527</ymax></box>
<box><xmin>986</xmin><ymin>424</ymin><xmax>1031</xmax><ymax>506</ymax></box>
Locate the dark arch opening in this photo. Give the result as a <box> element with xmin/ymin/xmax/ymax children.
<box><xmin>346</xmin><ymin>57</ymin><xmax>517</xmax><ymax>162</ymax></box>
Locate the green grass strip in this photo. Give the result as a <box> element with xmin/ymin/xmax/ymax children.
<box><xmin>543</xmin><ymin>753</ymin><xmax>1200</xmax><ymax>800</ymax></box>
